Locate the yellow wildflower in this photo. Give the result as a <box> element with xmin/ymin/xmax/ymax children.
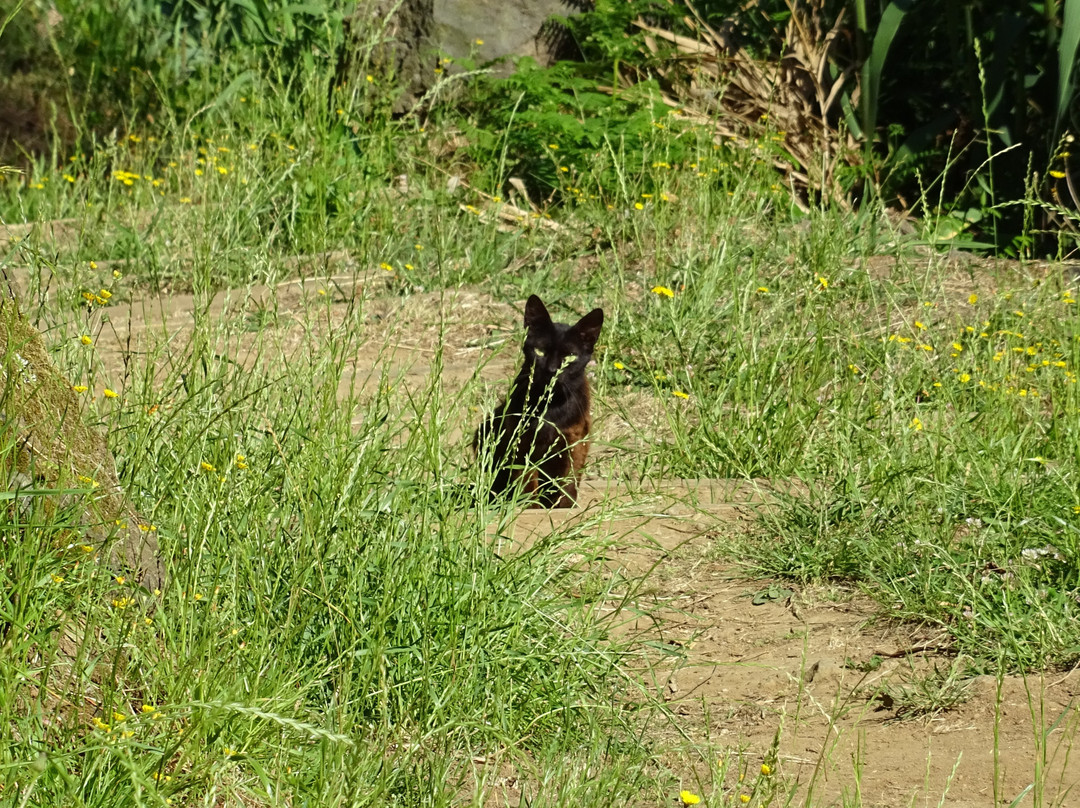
<box><xmin>651</xmin><ymin>285</ymin><xmax>675</xmax><ymax>298</ymax></box>
<box><xmin>679</xmin><ymin>792</ymin><xmax>701</xmax><ymax>806</ymax></box>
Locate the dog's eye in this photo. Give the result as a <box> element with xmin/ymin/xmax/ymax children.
<box><xmin>534</xmin><ymin>348</ymin><xmax>545</xmax><ymax>358</ymax></box>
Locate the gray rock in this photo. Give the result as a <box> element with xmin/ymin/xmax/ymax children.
<box><xmin>339</xmin><ymin>0</ymin><xmax>589</xmax><ymax>112</ymax></box>
<box><xmin>433</xmin><ymin>0</ymin><xmax>586</xmax><ymax>68</ymax></box>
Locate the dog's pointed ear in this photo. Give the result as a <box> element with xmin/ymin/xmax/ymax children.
<box><xmin>572</xmin><ymin>308</ymin><xmax>604</xmax><ymax>350</ymax></box>
<box><xmin>524</xmin><ymin>295</ymin><xmax>552</xmax><ymax>330</ymax></box>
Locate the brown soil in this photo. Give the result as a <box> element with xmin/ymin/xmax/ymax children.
<box><xmin>22</xmin><ymin>261</ymin><xmax>1080</xmax><ymax>807</ymax></box>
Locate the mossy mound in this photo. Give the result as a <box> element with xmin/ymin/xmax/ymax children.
<box><xmin>0</xmin><ymin>297</ymin><xmax>165</xmax><ymax>590</ymax></box>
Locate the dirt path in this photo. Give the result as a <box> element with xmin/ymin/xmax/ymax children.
<box><xmin>514</xmin><ymin>481</ymin><xmax>1080</xmax><ymax>806</ymax></box>
<box><xmin>54</xmin><ymin>268</ymin><xmax>1080</xmax><ymax>806</ymax></box>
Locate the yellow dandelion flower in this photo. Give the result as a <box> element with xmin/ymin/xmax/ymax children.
<box><xmin>817</xmin><ymin>275</ymin><xmax>829</xmax><ymax>289</ymax></box>
<box><xmin>475</xmin><ymin>38</ymin><xmax>484</xmax><ymax>45</ymax></box>
<box><xmin>200</xmin><ymin>461</ymin><xmax>216</xmax><ymax>472</ymax></box>
<box><xmin>651</xmin><ymin>285</ymin><xmax>675</xmax><ymax>298</ymax></box>
<box><xmin>217</xmin><ymin>166</ymin><xmax>228</xmax><ymax>175</ymax></box>
<box><xmin>673</xmin><ymin>390</ymin><xmax>690</xmax><ymax>399</ymax></box>
<box><xmin>968</xmin><ymin>293</ymin><xmax>978</xmax><ymax>304</ymax></box>
<box><xmin>952</xmin><ymin>342</ymin><xmax>963</xmax><ymax>351</ymax></box>
<box><xmin>140</xmin><ymin>704</ymin><xmax>157</xmax><ymax>714</ymax></box>
<box><xmin>915</xmin><ymin>321</ymin><xmax>926</xmax><ymax>330</ymax></box>
<box><xmin>910</xmin><ymin>417</ymin><xmax>923</xmax><ymax>431</ymax></box>
<box><xmin>761</xmin><ymin>763</ymin><xmax>772</xmax><ymax>775</ymax></box>
<box><xmin>740</xmin><ymin>796</ymin><xmax>751</xmax><ymax>804</ymax></box>
<box><xmin>79</xmin><ymin>335</ymin><xmax>92</xmax><ymax>345</ymax></box>
<box><xmin>960</xmin><ymin>373</ymin><xmax>971</xmax><ymax>382</ymax></box>
<box><xmin>613</xmin><ymin>361</ymin><xmax>625</xmax><ymax>370</ymax></box>
<box><xmin>634</xmin><ymin>202</ymin><xmax>644</xmax><ymax>210</ymax></box>
<box><xmin>380</xmin><ymin>262</ymin><xmax>394</xmax><ymax>272</ymax></box>
<box><xmin>111</xmin><ymin>597</ymin><xmax>132</xmax><ymax>609</ymax></box>
<box><xmin>548</xmin><ymin>143</ymin><xmax>558</xmax><ymax>150</ymax></box>
<box><xmin>757</xmin><ymin>286</ymin><xmax>769</xmax><ymax>293</ymax></box>
<box><xmin>89</xmin><ymin>260</ymin><xmax>98</xmax><ymax>270</ymax></box>
<box><xmin>179</xmin><ymin>197</ymin><xmax>192</xmax><ymax>204</ymax></box>
<box><xmin>1051</xmin><ymin>170</ymin><xmax>1066</xmax><ymax>179</ymax></box>
<box><xmin>80</xmin><ymin>544</ymin><xmax>95</xmax><ymax>553</ymax></box>
<box><xmin>679</xmin><ymin>791</ymin><xmax>701</xmax><ymax>806</ymax></box>
<box><xmin>194</xmin><ymin>169</ymin><xmax>203</xmax><ymax>176</ymax></box>
<box><xmin>92</xmin><ymin>717</ymin><xmax>111</xmax><ymax>731</ymax></box>
<box><xmin>51</xmin><ymin>573</ymin><xmax>64</xmax><ymax>583</ymax></box>
<box><xmin>103</xmin><ymin>388</ymin><xmax>118</xmax><ymax>399</ymax></box>
<box><xmin>115</xmin><ymin>575</ymin><xmax>126</xmax><ymax>585</ymax></box>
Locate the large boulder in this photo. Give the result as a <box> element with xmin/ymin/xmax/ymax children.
<box><xmin>341</xmin><ymin>0</ymin><xmax>588</xmax><ymax>112</ymax></box>
<box><xmin>432</xmin><ymin>0</ymin><xmax>586</xmax><ymax>67</ymax></box>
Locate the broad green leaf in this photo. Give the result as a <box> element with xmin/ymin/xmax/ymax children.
<box><xmin>862</xmin><ymin>0</ymin><xmax>917</xmax><ymax>142</ymax></box>
<box><xmin>1058</xmin><ymin>0</ymin><xmax>1080</xmax><ymax>127</ymax></box>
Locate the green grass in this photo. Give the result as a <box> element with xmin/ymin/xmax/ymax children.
<box><xmin>1</xmin><ymin>33</ymin><xmax>1079</xmax><ymax>806</ymax></box>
